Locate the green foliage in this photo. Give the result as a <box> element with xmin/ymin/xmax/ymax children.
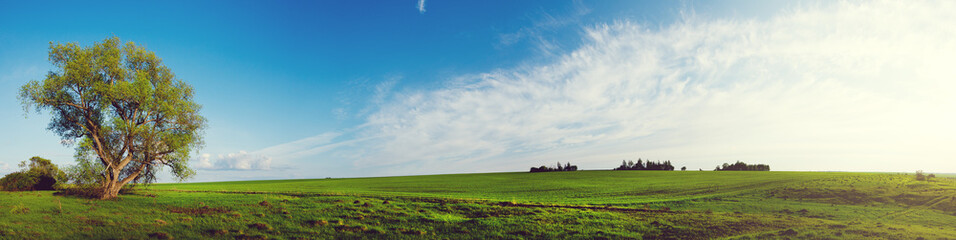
<box><xmin>0</xmin><ymin>156</ymin><xmax>66</xmax><ymax>191</ymax></box>
<box><xmin>0</xmin><ymin>172</ymin><xmax>40</xmax><ymax>191</ymax></box>
<box><xmin>64</xmin><ymin>145</ymin><xmax>107</xmax><ymax>186</ymax></box>
<box><xmin>20</xmin><ymin>156</ymin><xmax>65</xmax><ymax>180</ymax></box>
<box><xmin>18</xmin><ymin>36</ymin><xmax>206</xmax><ymax>198</ymax></box>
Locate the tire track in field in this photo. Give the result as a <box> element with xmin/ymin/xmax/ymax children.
<box><xmin>879</xmin><ymin>195</ymin><xmax>950</xmax><ymax>220</ymax></box>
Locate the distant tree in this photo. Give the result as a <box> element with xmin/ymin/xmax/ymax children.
<box><xmin>714</xmin><ymin>161</ymin><xmax>770</xmax><ymax>171</ymax></box>
<box><xmin>681</xmin><ymin>166</ymin><xmax>687</xmax><ymax>171</ymax></box>
<box><xmin>614</xmin><ymin>158</ymin><xmax>675</xmax><ymax>171</ymax></box>
<box><xmin>0</xmin><ymin>156</ymin><xmax>66</xmax><ymax>191</ymax></box>
<box><xmin>20</xmin><ymin>156</ymin><xmax>66</xmax><ymax>181</ymax></box>
<box><xmin>529</xmin><ymin>162</ymin><xmax>578</xmax><ymax>173</ymax></box>
<box><xmin>915</xmin><ymin>170</ymin><xmax>926</xmax><ymax>181</ymax></box>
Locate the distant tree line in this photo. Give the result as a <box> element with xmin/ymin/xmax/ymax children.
<box><xmin>523</xmin><ymin>159</ymin><xmax>770</xmax><ymax>173</ymax></box>
<box><xmin>530</xmin><ymin>162</ymin><xmax>578</xmax><ymax>172</ymax></box>
<box><xmin>614</xmin><ymin>159</ymin><xmax>675</xmax><ymax>171</ymax></box>
<box><xmin>714</xmin><ymin>161</ymin><xmax>770</xmax><ymax>171</ymax></box>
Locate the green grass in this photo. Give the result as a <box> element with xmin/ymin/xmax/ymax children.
<box><xmin>154</xmin><ymin>171</ymin><xmax>852</xmax><ymax>205</ymax></box>
<box><xmin>1</xmin><ymin>171</ymin><xmax>954</xmax><ymax>239</ymax></box>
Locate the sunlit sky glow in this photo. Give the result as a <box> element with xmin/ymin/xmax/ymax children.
<box><xmin>1</xmin><ymin>1</ymin><xmax>954</xmax><ymax>182</ymax></box>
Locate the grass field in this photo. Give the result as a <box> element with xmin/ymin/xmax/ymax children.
<box><xmin>1</xmin><ymin>171</ymin><xmax>954</xmax><ymax>239</ymax></box>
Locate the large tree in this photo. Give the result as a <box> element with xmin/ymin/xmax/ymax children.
<box><xmin>19</xmin><ymin>37</ymin><xmax>205</xmax><ymax>199</ymax></box>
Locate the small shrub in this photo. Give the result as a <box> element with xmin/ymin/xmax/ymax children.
<box><xmin>9</xmin><ymin>204</ymin><xmax>30</xmax><ymax>214</ymax></box>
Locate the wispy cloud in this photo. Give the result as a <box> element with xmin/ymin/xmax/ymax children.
<box><xmin>497</xmin><ymin>1</ymin><xmax>591</xmax><ymax>56</ymax></box>
<box><xmin>223</xmin><ymin>1</ymin><xmax>956</xmax><ymax>177</ymax></box>
<box><xmin>334</xmin><ymin>75</ymin><xmax>400</xmax><ymax>120</ymax></box>
<box><xmin>417</xmin><ymin>0</ymin><xmax>426</xmax><ymax>14</ymax></box>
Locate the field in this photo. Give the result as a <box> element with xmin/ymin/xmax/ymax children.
<box><xmin>1</xmin><ymin>171</ymin><xmax>954</xmax><ymax>239</ymax></box>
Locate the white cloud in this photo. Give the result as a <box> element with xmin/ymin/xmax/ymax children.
<box><xmin>330</xmin><ymin>0</ymin><xmax>956</xmax><ymax>174</ymax></box>
<box><xmin>238</xmin><ymin>0</ymin><xmax>956</xmax><ymax>177</ymax></box>
<box><xmin>417</xmin><ymin>0</ymin><xmax>426</xmax><ymax>14</ymax></box>
<box><xmin>196</xmin><ymin>151</ymin><xmax>272</xmax><ymax>171</ymax></box>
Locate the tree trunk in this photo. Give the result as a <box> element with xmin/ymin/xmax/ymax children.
<box><xmin>98</xmin><ymin>179</ymin><xmax>124</xmax><ymax>200</ymax></box>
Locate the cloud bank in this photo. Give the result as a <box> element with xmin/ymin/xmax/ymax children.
<box><xmin>196</xmin><ymin>151</ymin><xmax>272</xmax><ymax>171</ymax></box>
<box><xmin>232</xmin><ymin>1</ymin><xmax>956</xmax><ymax>177</ymax></box>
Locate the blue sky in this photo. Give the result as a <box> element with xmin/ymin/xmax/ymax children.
<box><xmin>1</xmin><ymin>1</ymin><xmax>954</xmax><ymax>182</ymax></box>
